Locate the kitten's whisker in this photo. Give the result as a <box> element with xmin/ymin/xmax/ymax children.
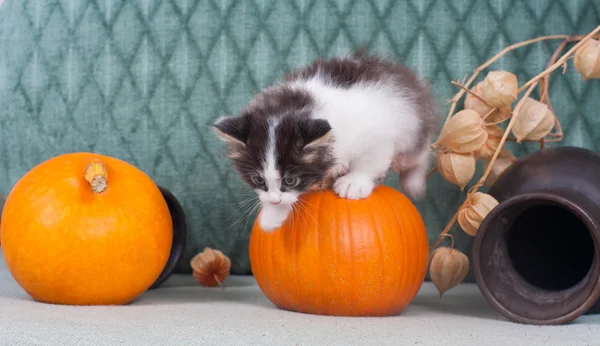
<box><xmin>241</xmin><ymin>201</ymin><xmax>262</xmax><ymax>236</ymax></box>
<box><xmin>300</xmin><ymin>205</ymin><xmax>313</xmax><ymax>228</ymax></box>
<box><xmin>223</xmin><ymin>205</ymin><xmax>247</xmax><ymax>224</ymax></box>
<box><xmin>296</xmin><ymin>199</ymin><xmax>324</xmax><ymax>218</ymax></box>
<box><xmin>237</xmin><ymin>197</ymin><xmax>259</xmax><ymax>207</ymax></box>
<box><xmin>292</xmin><ymin>204</ymin><xmax>298</xmax><ymax>228</ymax></box>
<box><xmin>293</xmin><ymin>203</ymin><xmax>305</xmax><ymax>228</ymax></box>
<box><xmin>295</xmin><ymin>200</ymin><xmax>318</xmax><ymax>228</ymax></box>
<box><xmin>225</xmin><ymin>208</ymin><xmax>251</xmax><ymax>228</ymax></box>
<box><xmin>230</xmin><ymin>206</ymin><xmax>259</xmax><ymax>232</ymax></box>
<box><xmin>226</xmin><ymin>197</ymin><xmax>260</xmax><ymax>230</ymax></box>
<box><xmin>222</xmin><ymin>195</ymin><xmax>259</xmax><ymax>210</ymax></box>
<box><xmin>222</xmin><ymin>198</ymin><xmax>256</xmax><ymax>207</ymax></box>
<box><xmin>297</xmin><ymin>199</ymin><xmax>317</xmax><ymax>208</ymax></box>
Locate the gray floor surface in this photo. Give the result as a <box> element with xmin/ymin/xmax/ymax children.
<box><xmin>0</xmin><ymin>250</ymin><xmax>598</xmax><ymax>346</ymax></box>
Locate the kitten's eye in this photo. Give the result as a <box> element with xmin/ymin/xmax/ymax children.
<box><xmin>283</xmin><ymin>177</ymin><xmax>299</xmax><ymax>187</ymax></box>
<box><xmin>252</xmin><ymin>176</ymin><xmax>265</xmax><ymax>185</ymax></box>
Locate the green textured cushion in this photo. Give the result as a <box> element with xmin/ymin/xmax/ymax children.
<box><xmin>0</xmin><ymin>0</ymin><xmax>599</xmax><ymax>278</ymax></box>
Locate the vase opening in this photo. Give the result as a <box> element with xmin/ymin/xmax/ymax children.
<box><xmin>506</xmin><ymin>203</ymin><xmax>595</xmax><ymax>291</ymax></box>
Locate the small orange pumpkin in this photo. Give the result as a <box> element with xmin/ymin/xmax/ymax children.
<box><xmin>249</xmin><ymin>185</ymin><xmax>429</xmax><ymax>316</ymax></box>
<box><xmin>0</xmin><ymin>152</ymin><xmax>172</xmax><ymax>305</ymax></box>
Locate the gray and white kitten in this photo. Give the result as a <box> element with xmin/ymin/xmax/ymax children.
<box><xmin>213</xmin><ymin>50</ymin><xmax>436</xmax><ymax>231</ymax></box>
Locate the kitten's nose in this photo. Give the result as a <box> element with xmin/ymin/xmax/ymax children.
<box><xmin>268</xmin><ymin>192</ymin><xmax>282</xmax><ymax>204</ymax></box>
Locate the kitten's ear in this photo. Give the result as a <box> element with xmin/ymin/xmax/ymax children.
<box><xmin>299</xmin><ymin>118</ymin><xmax>332</xmax><ymax>149</ymax></box>
<box><xmin>212</xmin><ymin>116</ymin><xmax>250</xmax><ymax>146</ymax></box>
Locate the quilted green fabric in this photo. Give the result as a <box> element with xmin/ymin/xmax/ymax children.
<box><xmin>0</xmin><ymin>0</ymin><xmax>599</xmax><ymax>278</ymax></box>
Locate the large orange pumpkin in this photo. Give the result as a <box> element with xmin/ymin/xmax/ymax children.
<box><xmin>249</xmin><ymin>185</ymin><xmax>429</xmax><ymax>316</ymax></box>
<box><xmin>0</xmin><ymin>152</ymin><xmax>172</xmax><ymax>305</ymax></box>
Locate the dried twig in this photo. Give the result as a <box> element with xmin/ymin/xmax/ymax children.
<box><xmin>481</xmin><ymin>108</ymin><xmax>497</xmax><ymax>121</ymax></box>
<box><xmin>427</xmin><ymin>166</ymin><xmax>438</xmax><ymax>178</ymax></box>
<box><xmin>431</xmin><ymin>213</ymin><xmax>460</xmax><ymax>250</ymax></box>
<box><xmin>443</xmin><ymin>35</ymin><xmax>571</xmax><ymax>126</ymax></box>
<box><xmin>450</xmin><ymin>81</ymin><xmax>492</xmax><ymax>107</ymax></box>
<box><xmin>516</xmin><ymin>30</ymin><xmax>600</xmax><ymax>93</ymax></box>
<box><xmin>538</xmin><ymin>34</ymin><xmax>599</xmax><ymax>143</ymax></box>
<box><xmin>538</xmin><ymin>39</ymin><xmax>568</xmax><ymax>147</ymax></box>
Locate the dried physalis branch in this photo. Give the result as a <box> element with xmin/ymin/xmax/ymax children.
<box><xmin>574</xmin><ymin>39</ymin><xmax>600</xmax><ymax>80</ymax></box>
<box><xmin>436</xmin><ymin>150</ymin><xmax>476</xmax><ymax>190</ymax></box>
<box><xmin>429</xmin><ymin>246</ymin><xmax>469</xmax><ymax>297</ymax></box>
<box><xmin>480</xmin><ymin>71</ymin><xmax>519</xmax><ymax>108</ymax></box>
<box><xmin>434</xmin><ymin>109</ymin><xmax>488</xmax><ymax>153</ymax></box>
<box><xmin>512</xmin><ymin>97</ymin><xmax>555</xmax><ymax>142</ymax></box>
<box><xmin>465</xmin><ymin>82</ymin><xmax>511</xmax><ymax>123</ymax></box>
<box><xmin>483</xmin><ymin>151</ymin><xmax>517</xmax><ymax>187</ymax></box>
<box><xmin>190</xmin><ymin>247</ymin><xmax>231</xmax><ymax>287</ymax></box>
<box><xmin>474</xmin><ymin>124</ymin><xmax>508</xmax><ymax>160</ymax></box>
<box><xmin>457</xmin><ymin>192</ymin><xmax>499</xmax><ymax>236</ymax></box>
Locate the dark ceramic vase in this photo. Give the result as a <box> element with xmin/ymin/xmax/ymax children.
<box><xmin>472</xmin><ymin>146</ymin><xmax>600</xmax><ymax>325</ymax></box>
<box><xmin>149</xmin><ymin>186</ymin><xmax>187</xmax><ymax>289</ymax></box>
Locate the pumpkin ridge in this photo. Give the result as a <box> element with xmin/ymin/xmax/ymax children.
<box><xmin>392</xmin><ymin>192</ymin><xmax>409</xmax><ymax>308</ymax></box>
<box><xmin>378</xmin><ymin>188</ymin><xmax>409</xmax><ymax>311</ymax></box>
<box><xmin>279</xmin><ymin>225</ymin><xmax>295</xmax><ymax>310</ymax></box>
<box><xmin>408</xmin><ymin>194</ymin><xmax>426</xmax><ymax>308</ymax></box>
<box><xmin>313</xmin><ymin>191</ymin><xmax>326</xmax><ymax>314</ymax></box>
<box><xmin>408</xmin><ymin>196</ymin><xmax>428</xmax><ymax>303</ymax></box>
<box><xmin>250</xmin><ymin>225</ymin><xmax>262</xmax><ymax>301</ymax></box>
<box><xmin>337</xmin><ymin>195</ymin><xmax>352</xmax><ymax>312</ymax></box>
<box><xmin>345</xmin><ymin>196</ymin><xmax>356</xmax><ymax>315</ymax></box>
<box><xmin>365</xmin><ymin>188</ymin><xmax>386</xmax><ymax>313</ymax></box>
<box><xmin>332</xmin><ymin>191</ymin><xmax>341</xmax><ymax>312</ymax></box>
<box><xmin>266</xmin><ymin>220</ymin><xmax>286</xmax><ymax>309</ymax></box>
<box><xmin>262</xmin><ymin>227</ymin><xmax>275</xmax><ymax>307</ymax></box>
<box><xmin>400</xmin><ymin>193</ymin><xmax>418</xmax><ymax>308</ymax></box>
<box><xmin>273</xmin><ymin>228</ymin><xmax>291</xmax><ymax>310</ymax></box>
<box><xmin>414</xmin><ymin>209</ymin><xmax>429</xmax><ymax>298</ymax></box>
<box><xmin>293</xmin><ymin>202</ymin><xmax>302</xmax><ymax>312</ymax></box>
<box><xmin>401</xmin><ymin>191</ymin><xmax>428</xmax><ymax>308</ymax></box>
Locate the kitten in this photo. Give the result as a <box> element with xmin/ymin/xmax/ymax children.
<box><xmin>213</xmin><ymin>50</ymin><xmax>436</xmax><ymax>231</ymax></box>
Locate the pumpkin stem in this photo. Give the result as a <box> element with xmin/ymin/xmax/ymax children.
<box><xmin>84</xmin><ymin>161</ymin><xmax>108</xmax><ymax>193</ymax></box>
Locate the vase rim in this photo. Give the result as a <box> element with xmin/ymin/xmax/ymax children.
<box><xmin>473</xmin><ymin>191</ymin><xmax>600</xmax><ymax>325</ymax></box>
<box><xmin>149</xmin><ymin>185</ymin><xmax>187</xmax><ymax>290</ymax></box>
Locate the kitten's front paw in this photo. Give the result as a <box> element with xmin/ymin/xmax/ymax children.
<box><xmin>259</xmin><ymin>203</ymin><xmax>292</xmax><ymax>231</ymax></box>
<box><xmin>334</xmin><ymin>173</ymin><xmax>375</xmax><ymax>200</ymax></box>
